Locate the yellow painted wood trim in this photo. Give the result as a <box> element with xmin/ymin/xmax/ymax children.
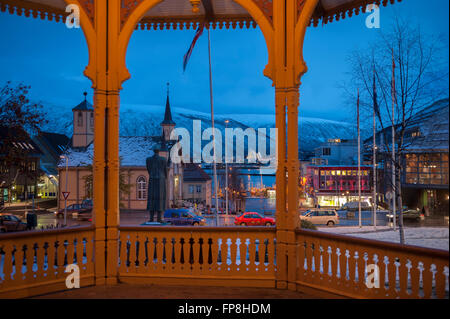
<box><xmin>0</xmin><ymin>275</ymin><xmax>95</xmax><ymax>299</ymax></box>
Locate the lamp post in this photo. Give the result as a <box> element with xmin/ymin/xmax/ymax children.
<box><xmin>225</xmin><ymin>120</ymin><xmax>229</xmax><ymax>218</ymax></box>
<box><xmin>60</xmin><ymin>155</ymin><xmax>68</xmax><ymax>225</ymax></box>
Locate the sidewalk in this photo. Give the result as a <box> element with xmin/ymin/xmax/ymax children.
<box><xmin>317</xmin><ymin>225</ymin><xmax>449</xmax><ymax>251</ymax></box>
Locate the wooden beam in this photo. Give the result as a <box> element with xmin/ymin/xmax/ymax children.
<box><xmin>201</xmin><ymin>0</ymin><xmax>214</xmax><ymax>21</ymax></box>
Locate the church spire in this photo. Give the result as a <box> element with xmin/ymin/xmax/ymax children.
<box><xmin>161</xmin><ymin>82</ymin><xmax>175</xmax><ymax>126</ymax></box>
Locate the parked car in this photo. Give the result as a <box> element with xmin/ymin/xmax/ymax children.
<box><xmin>0</xmin><ymin>214</ymin><xmax>28</xmax><ymax>233</ymax></box>
<box><xmin>163</xmin><ymin>208</ymin><xmax>206</xmax><ymax>226</ymax></box>
<box><xmin>234</xmin><ymin>212</ymin><xmax>275</xmax><ymax>226</ymax></box>
<box><xmin>387</xmin><ymin>209</ymin><xmax>424</xmax><ymax>221</ymax></box>
<box><xmin>340</xmin><ymin>201</ymin><xmax>371</xmax><ymax>211</ymax></box>
<box><xmin>76</xmin><ymin>209</ymin><xmax>92</xmax><ymax>221</ymax></box>
<box><xmin>81</xmin><ymin>199</ymin><xmax>93</xmax><ymax>209</ymax></box>
<box><xmin>54</xmin><ymin>204</ymin><xmax>91</xmax><ymax>219</ymax></box>
<box><xmin>300</xmin><ymin>209</ymin><xmax>339</xmax><ymax>226</ymax></box>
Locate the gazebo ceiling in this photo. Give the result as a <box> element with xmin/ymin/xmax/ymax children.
<box><xmin>0</xmin><ymin>0</ymin><xmax>400</xmax><ymax>29</ymax></box>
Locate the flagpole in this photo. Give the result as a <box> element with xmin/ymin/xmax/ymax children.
<box><xmin>391</xmin><ymin>51</ymin><xmax>396</xmax><ymax>231</ymax></box>
<box><xmin>207</xmin><ymin>26</ymin><xmax>220</xmax><ymax>227</ymax></box>
<box><xmin>357</xmin><ymin>88</ymin><xmax>361</xmax><ymax>228</ymax></box>
<box><xmin>373</xmin><ymin>80</ymin><xmax>377</xmax><ymax>230</ymax></box>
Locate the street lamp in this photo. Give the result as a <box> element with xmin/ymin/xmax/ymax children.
<box><xmin>60</xmin><ymin>155</ymin><xmax>68</xmax><ymax>225</ymax></box>
<box><xmin>224</xmin><ymin>119</ymin><xmax>229</xmax><ymax>218</ymax></box>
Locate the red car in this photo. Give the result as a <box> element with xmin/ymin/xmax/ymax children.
<box><xmin>234</xmin><ymin>212</ymin><xmax>275</xmax><ymax>226</ymax></box>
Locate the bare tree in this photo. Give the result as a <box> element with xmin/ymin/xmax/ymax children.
<box><xmin>343</xmin><ymin>17</ymin><xmax>448</xmax><ymax>243</ymax></box>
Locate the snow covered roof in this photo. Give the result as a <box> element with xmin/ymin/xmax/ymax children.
<box><xmin>58</xmin><ymin>136</ymin><xmax>158</xmax><ymax>168</ymax></box>
<box><xmin>405</xmin><ymin>104</ymin><xmax>449</xmax><ymax>153</ymax></box>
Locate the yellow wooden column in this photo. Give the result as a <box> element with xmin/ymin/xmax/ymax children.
<box><xmin>285</xmin><ymin>85</ymin><xmax>300</xmax><ymax>290</ymax></box>
<box><xmin>90</xmin><ymin>0</ymin><xmax>109</xmax><ymax>285</ymax></box>
<box><xmin>274</xmin><ymin>87</ymin><xmax>288</xmax><ymax>289</ymax></box>
<box><xmin>271</xmin><ymin>0</ymin><xmax>319</xmax><ymax>290</ymax></box>
<box><xmin>105</xmin><ymin>89</ymin><xmax>120</xmax><ymax>284</ymax></box>
<box><xmin>104</xmin><ymin>0</ymin><xmax>122</xmax><ymax>285</ymax></box>
<box><xmin>86</xmin><ymin>0</ymin><xmax>122</xmax><ymax>285</ymax></box>
<box><xmin>92</xmin><ymin>90</ymin><xmax>107</xmax><ymax>285</ymax></box>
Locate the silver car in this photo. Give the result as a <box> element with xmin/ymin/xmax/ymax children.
<box><xmin>300</xmin><ymin>209</ymin><xmax>339</xmax><ymax>226</ymax></box>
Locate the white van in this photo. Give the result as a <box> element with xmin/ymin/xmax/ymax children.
<box><xmin>300</xmin><ymin>209</ymin><xmax>339</xmax><ymax>226</ymax></box>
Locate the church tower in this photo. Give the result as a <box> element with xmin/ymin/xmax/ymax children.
<box><xmin>161</xmin><ymin>83</ymin><xmax>176</xmax><ymax>141</ymax></box>
<box><xmin>72</xmin><ymin>92</ymin><xmax>94</xmax><ymax>148</ymax></box>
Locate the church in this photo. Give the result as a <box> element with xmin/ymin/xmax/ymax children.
<box><xmin>57</xmin><ymin>90</ymin><xmax>186</xmax><ymax>211</ymax></box>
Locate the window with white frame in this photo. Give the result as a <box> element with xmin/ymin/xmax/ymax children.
<box><xmin>137</xmin><ymin>176</ymin><xmax>147</xmax><ymax>200</ymax></box>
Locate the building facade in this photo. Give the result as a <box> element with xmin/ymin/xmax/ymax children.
<box><xmin>0</xmin><ymin>126</ymin><xmax>42</xmax><ymax>203</ymax></box>
<box><xmin>312</xmin><ymin>139</ymin><xmax>358</xmax><ymax>165</ymax></box>
<box><xmin>306</xmin><ymin>165</ymin><xmax>372</xmax><ymax>207</ymax></box>
<box><xmin>58</xmin><ymin>92</ymin><xmax>184</xmax><ymax>211</ymax></box>
<box><xmin>364</xmin><ymin>99</ymin><xmax>449</xmax><ymax>215</ymax></box>
<box><xmin>304</xmin><ymin>138</ymin><xmax>373</xmax><ymax>207</ymax></box>
<box><xmin>182</xmin><ymin>163</ymin><xmax>212</xmax><ymax>207</ymax></box>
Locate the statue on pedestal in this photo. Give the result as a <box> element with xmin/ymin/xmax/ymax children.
<box><xmin>146</xmin><ymin>147</ymin><xmax>169</xmax><ymax>222</ymax></box>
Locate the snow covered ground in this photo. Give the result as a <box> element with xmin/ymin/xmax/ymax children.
<box><xmin>317</xmin><ymin>226</ymin><xmax>449</xmax><ymax>251</ymax></box>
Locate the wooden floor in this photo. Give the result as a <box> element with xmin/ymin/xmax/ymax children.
<box><xmin>31</xmin><ymin>283</ymin><xmax>335</xmax><ymax>299</ymax></box>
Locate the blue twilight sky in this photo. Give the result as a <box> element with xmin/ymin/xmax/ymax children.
<box><xmin>0</xmin><ymin>0</ymin><xmax>448</xmax><ymax>121</ymax></box>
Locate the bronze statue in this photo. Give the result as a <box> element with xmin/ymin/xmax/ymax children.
<box><xmin>146</xmin><ymin>148</ymin><xmax>169</xmax><ymax>222</ymax></box>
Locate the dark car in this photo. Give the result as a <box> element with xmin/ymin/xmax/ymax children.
<box><xmin>54</xmin><ymin>203</ymin><xmax>91</xmax><ymax>219</ymax></box>
<box><xmin>234</xmin><ymin>212</ymin><xmax>276</xmax><ymax>226</ymax></box>
<box><xmin>163</xmin><ymin>209</ymin><xmax>206</xmax><ymax>226</ymax></box>
<box><xmin>81</xmin><ymin>199</ymin><xmax>93</xmax><ymax>209</ymax></box>
<box><xmin>387</xmin><ymin>209</ymin><xmax>424</xmax><ymax>221</ymax></box>
<box><xmin>0</xmin><ymin>214</ymin><xmax>28</xmax><ymax>233</ymax></box>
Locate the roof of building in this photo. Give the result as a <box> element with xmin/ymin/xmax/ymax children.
<box><xmin>3</xmin><ymin>0</ymin><xmax>401</xmax><ymax>30</ymax></box>
<box><xmin>58</xmin><ymin>136</ymin><xmax>159</xmax><ymax>168</ymax></box>
<box><xmin>161</xmin><ymin>93</ymin><xmax>175</xmax><ymax>126</ymax></box>
<box><xmin>37</xmin><ymin>132</ymin><xmax>70</xmax><ymax>155</ymax></box>
<box><xmin>72</xmin><ymin>93</ymin><xmax>93</xmax><ymax>111</ymax></box>
<box><xmin>183</xmin><ymin>163</ymin><xmax>212</xmax><ymax>182</ymax></box>
<box><xmin>405</xmin><ymin>103</ymin><xmax>449</xmax><ymax>153</ymax></box>
<box><xmin>364</xmin><ymin>98</ymin><xmax>449</xmax><ymax>152</ymax></box>
<box><xmin>0</xmin><ymin>126</ymin><xmax>43</xmax><ymax>156</ymax></box>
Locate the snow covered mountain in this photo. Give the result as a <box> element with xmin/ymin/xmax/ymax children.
<box><xmin>43</xmin><ymin>102</ymin><xmax>356</xmax><ymax>158</ymax></box>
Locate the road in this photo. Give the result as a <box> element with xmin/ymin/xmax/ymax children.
<box><xmin>1</xmin><ymin>207</ymin><xmax>447</xmax><ymax>233</ymax></box>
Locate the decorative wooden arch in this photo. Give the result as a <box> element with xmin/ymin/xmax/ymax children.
<box><xmin>63</xmin><ymin>0</ymin><xmax>97</xmax><ymax>85</ymax></box>
<box><xmin>117</xmin><ymin>0</ymin><xmax>276</xmax><ymax>85</ymax></box>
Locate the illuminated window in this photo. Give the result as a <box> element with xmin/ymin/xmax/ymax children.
<box><xmin>342</xmin><ymin>171</ymin><xmax>346</xmax><ymax>176</ymax></box>
<box><xmin>336</xmin><ymin>171</ymin><xmax>341</xmax><ymax>175</ymax></box>
<box><xmin>137</xmin><ymin>176</ymin><xmax>147</xmax><ymax>200</ymax></box>
<box><xmin>331</xmin><ymin>171</ymin><xmax>336</xmax><ymax>176</ymax></box>
<box><xmin>320</xmin><ymin>171</ymin><xmax>325</xmax><ymax>176</ymax></box>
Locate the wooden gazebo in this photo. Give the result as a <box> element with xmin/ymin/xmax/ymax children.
<box><xmin>3</xmin><ymin>1</ymin><xmax>447</xmax><ymax>300</ymax></box>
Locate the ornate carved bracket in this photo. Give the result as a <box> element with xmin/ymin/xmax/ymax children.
<box><xmin>78</xmin><ymin>0</ymin><xmax>95</xmax><ymax>27</ymax></box>
<box><xmin>121</xmin><ymin>0</ymin><xmax>145</xmax><ymax>29</ymax></box>
<box><xmin>253</xmin><ymin>0</ymin><xmax>273</xmax><ymax>24</ymax></box>
<box><xmin>297</xmin><ymin>0</ymin><xmax>305</xmax><ymax>21</ymax></box>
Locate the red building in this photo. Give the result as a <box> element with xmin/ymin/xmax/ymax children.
<box><xmin>306</xmin><ymin>165</ymin><xmax>373</xmax><ymax>207</ymax></box>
